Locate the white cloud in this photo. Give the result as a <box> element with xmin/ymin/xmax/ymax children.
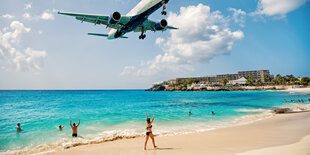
<box><xmin>2</xmin><ymin>14</ymin><xmax>14</xmax><ymax>19</ymax></box>
<box><xmin>228</xmin><ymin>8</ymin><xmax>246</xmax><ymax>27</ymax></box>
<box><xmin>23</xmin><ymin>13</ymin><xmax>31</xmax><ymax>19</ymax></box>
<box><xmin>0</xmin><ymin>21</ymin><xmax>47</xmax><ymax>72</ymax></box>
<box><xmin>24</xmin><ymin>3</ymin><xmax>32</xmax><ymax>10</ymax></box>
<box><xmin>22</xmin><ymin>10</ymin><xmax>55</xmax><ymax>21</ymax></box>
<box><xmin>121</xmin><ymin>4</ymin><xmax>244</xmax><ymax>79</ymax></box>
<box><xmin>41</xmin><ymin>10</ymin><xmax>55</xmax><ymax>20</ymax></box>
<box><xmin>252</xmin><ymin>0</ymin><xmax>309</xmax><ymax>17</ymax></box>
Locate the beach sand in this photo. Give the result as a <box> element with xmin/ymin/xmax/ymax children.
<box><xmin>284</xmin><ymin>87</ymin><xmax>310</xmax><ymax>93</ymax></box>
<box><xmin>47</xmin><ymin>111</ymin><xmax>310</xmax><ymax>155</ymax></box>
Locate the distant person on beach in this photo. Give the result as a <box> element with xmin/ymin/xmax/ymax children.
<box><xmin>284</xmin><ymin>99</ymin><xmax>287</xmax><ymax>103</ymax></box>
<box><xmin>17</xmin><ymin>123</ymin><xmax>22</xmax><ymax>131</ymax></box>
<box><xmin>308</xmin><ymin>98</ymin><xmax>310</xmax><ymax>102</ymax></box>
<box><xmin>144</xmin><ymin>112</ymin><xmax>157</xmax><ymax>150</ymax></box>
<box><xmin>301</xmin><ymin>100</ymin><xmax>304</xmax><ymax>103</ymax></box>
<box><xmin>70</xmin><ymin>120</ymin><xmax>80</xmax><ymax>137</ymax></box>
<box><xmin>188</xmin><ymin>111</ymin><xmax>192</xmax><ymax>115</ymax></box>
<box><xmin>58</xmin><ymin>123</ymin><xmax>65</xmax><ymax>130</ymax></box>
<box><xmin>212</xmin><ymin>111</ymin><xmax>215</xmax><ymax>115</ymax></box>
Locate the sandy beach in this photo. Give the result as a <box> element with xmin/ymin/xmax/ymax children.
<box><xmin>46</xmin><ymin>111</ymin><xmax>310</xmax><ymax>155</ymax></box>
<box><xmin>284</xmin><ymin>87</ymin><xmax>310</xmax><ymax>93</ymax></box>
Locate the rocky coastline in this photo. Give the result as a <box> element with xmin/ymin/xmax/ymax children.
<box><xmin>146</xmin><ymin>85</ymin><xmax>290</xmax><ymax>91</ymax></box>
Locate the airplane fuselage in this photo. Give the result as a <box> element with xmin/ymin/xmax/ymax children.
<box><xmin>108</xmin><ymin>0</ymin><xmax>168</xmax><ymax>39</ymax></box>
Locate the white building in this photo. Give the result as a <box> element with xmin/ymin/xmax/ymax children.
<box><xmin>229</xmin><ymin>77</ymin><xmax>247</xmax><ymax>85</ymax></box>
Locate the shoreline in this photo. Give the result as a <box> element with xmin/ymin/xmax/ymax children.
<box><xmin>45</xmin><ymin>111</ymin><xmax>310</xmax><ymax>155</ymax></box>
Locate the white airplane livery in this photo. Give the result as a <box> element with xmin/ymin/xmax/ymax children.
<box><xmin>58</xmin><ymin>0</ymin><xmax>177</xmax><ymax>40</ymax></box>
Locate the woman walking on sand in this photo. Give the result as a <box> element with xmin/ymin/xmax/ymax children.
<box><xmin>144</xmin><ymin>112</ymin><xmax>157</xmax><ymax>150</ymax></box>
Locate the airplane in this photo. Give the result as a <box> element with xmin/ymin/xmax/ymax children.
<box><xmin>58</xmin><ymin>0</ymin><xmax>178</xmax><ymax>40</ymax></box>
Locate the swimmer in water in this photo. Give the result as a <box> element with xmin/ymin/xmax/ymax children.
<box><xmin>58</xmin><ymin>123</ymin><xmax>65</xmax><ymax>130</ymax></box>
<box><xmin>17</xmin><ymin>123</ymin><xmax>22</xmax><ymax>131</ymax></box>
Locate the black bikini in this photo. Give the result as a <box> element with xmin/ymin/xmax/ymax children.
<box><xmin>146</xmin><ymin>125</ymin><xmax>152</xmax><ymax>135</ymax></box>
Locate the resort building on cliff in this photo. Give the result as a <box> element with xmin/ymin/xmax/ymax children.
<box><xmin>238</xmin><ymin>70</ymin><xmax>271</xmax><ymax>82</ymax></box>
<box><xmin>164</xmin><ymin>69</ymin><xmax>273</xmax><ymax>86</ymax></box>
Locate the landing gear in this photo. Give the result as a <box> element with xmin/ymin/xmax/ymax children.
<box><xmin>139</xmin><ymin>34</ymin><xmax>146</xmax><ymax>40</ymax></box>
<box><xmin>139</xmin><ymin>27</ymin><xmax>146</xmax><ymax>40</ymax></box>
<box><xmin>161</xmin><ymin>4</ymin><xmax>167</xmax><ymax>15</ymax></box>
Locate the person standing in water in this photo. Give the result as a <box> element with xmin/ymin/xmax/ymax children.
<box><xmin>58</xmin><ymin>123</ymin><xmax>65</xmax><ymax>130</ymax></box>
<box><xmin>17</xmin><ymin>123</ymin><xmax>22</xmax><ymax>131</ymax></box>
<box><xmin>70</xmin><ymin>119</ymin><xmax>80</xmax><ymax>137</ymax></box>
<box><xmin>144</xmin><ymin>112</ymin><xmax>157</xmax><ymax>150</ymax></box>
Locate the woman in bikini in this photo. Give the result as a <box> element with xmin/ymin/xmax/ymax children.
<box><xmin>144</xmin><ymin>112</ymin><xmax>157</xmax><ymax>150</ymax></box>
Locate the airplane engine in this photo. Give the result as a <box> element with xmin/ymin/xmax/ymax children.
<box><xmin>109</xmin><ymin>11</ymin><xmax>121</xmax><ymax>25</ymax></box>
<box><xmin>155</xmin><ymin>19</ymin><xmax>168</xmax><ymax>31</ymax></box>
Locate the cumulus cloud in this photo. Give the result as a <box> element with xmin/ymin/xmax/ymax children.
<box><xmin>2</xmin><ymin>14</ymin><xmax>14</xmax><ymax>19</ymax></box>
<box><xmin>22</xmin><ymin>10</ymin><xmax>55</xmax><ymax>20</ymax></box>
<box><xmin>121</xmin><ymin>4</ymin><xmax>244</xmax><ymax>78</ymax></box>
<box><xmin>0</xmin><ymin>21</ymin><xmax>47</xmax><ymax>72</ymax></box>
<box><xmin>228</xmin><ymin>8</ymin><xmax>246</xmax><ymax>27</ymax></box>
<box><xmin>252</xmin><ymin>0</ymin><xmax>309</xmax><ymax>17</ymax></box>
<box><xmin>40</xmin><ymin>10</ymin><xmax>55</xmax><ymax>20</ymax></box>
<box><xmin>24</xmin><ymin>3</ymin><xmax>32</xmax><ymax>10</ymax></box>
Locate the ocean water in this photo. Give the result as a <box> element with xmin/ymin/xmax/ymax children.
<box><xmin>0</xmin><ymin>90</ymin><xmax>309</xmax><ymax>154</ymax></box>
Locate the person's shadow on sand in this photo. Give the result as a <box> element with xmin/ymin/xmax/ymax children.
<box><xmin>156</xmin><ymin>147</ymin><xmax>176</xmax><ymax>150</ymax></box>
<box><xmin>145</xmin><ymin>148</ymin><xmax>180</xmax><ymax>155</ymax></box>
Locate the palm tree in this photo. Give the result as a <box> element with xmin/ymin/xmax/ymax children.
<box><xmin>222</xmin><ymin>78</ymin><xmax>229</xmax><ymax>86</ymax></box>
<box><xmin>300</xmin><ymin>77</ymin><xmax>310</xmax><ymax>85</ymax></box>
<box><xmin>246</xmin><ymin>77</ymin><xmax>255</xmax><ymax>85</ymax></box>
<box><xmin>257</xmin><ymin>79</ymin><xmax>263</xmax><ymax>86</ymax></box>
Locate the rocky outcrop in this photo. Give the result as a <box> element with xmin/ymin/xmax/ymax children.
<box><xmin>146</xmin><ymin>85</ymin><xmax>289</xmax><ymax>91</ymax></box>
<box><xmin>273</xmin><ymin>108</ymin><xmax>291</xmax><ymax>114</ymax></box>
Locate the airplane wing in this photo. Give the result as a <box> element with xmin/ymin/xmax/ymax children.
<box><xmin>58</xmin><ymin>11</ymin><xmax>132</xmax><ymax>29</ymax></box>
<box><xmin>134</xmin><ymin>19</ymin><xmax>178</xmax><ymax>32</ymax></box>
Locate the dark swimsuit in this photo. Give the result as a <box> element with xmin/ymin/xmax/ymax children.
<box><xmin>72</xmin><ymin>133</ymin><xmax>77</xmax><ymax>137</ymax></box>
<box><xmin>146</xmin><ymin>125</ymin><xmax>152</xmax><ymax>135</ymax></box>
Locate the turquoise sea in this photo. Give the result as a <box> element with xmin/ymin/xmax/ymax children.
<box><xmin>0</xmin><ymin>90</ymin><xmax>309</xmax><ymax>154</ymax></box>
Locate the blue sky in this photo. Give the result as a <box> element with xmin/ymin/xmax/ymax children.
<box><xmin>0</xmin><ymin>0</ymin><xmax>309</xmax><ymax>89</ymax></box>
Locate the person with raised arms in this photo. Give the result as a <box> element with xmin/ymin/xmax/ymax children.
<box><xmin>144</xmin><ymin>112</ymin><xmax>157</xmax><ymax>150</ymax></box>
<box><xmin>70</xmin><ymin>120</ymin><xmax>80</xmax><ymax>137</ymax></box>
